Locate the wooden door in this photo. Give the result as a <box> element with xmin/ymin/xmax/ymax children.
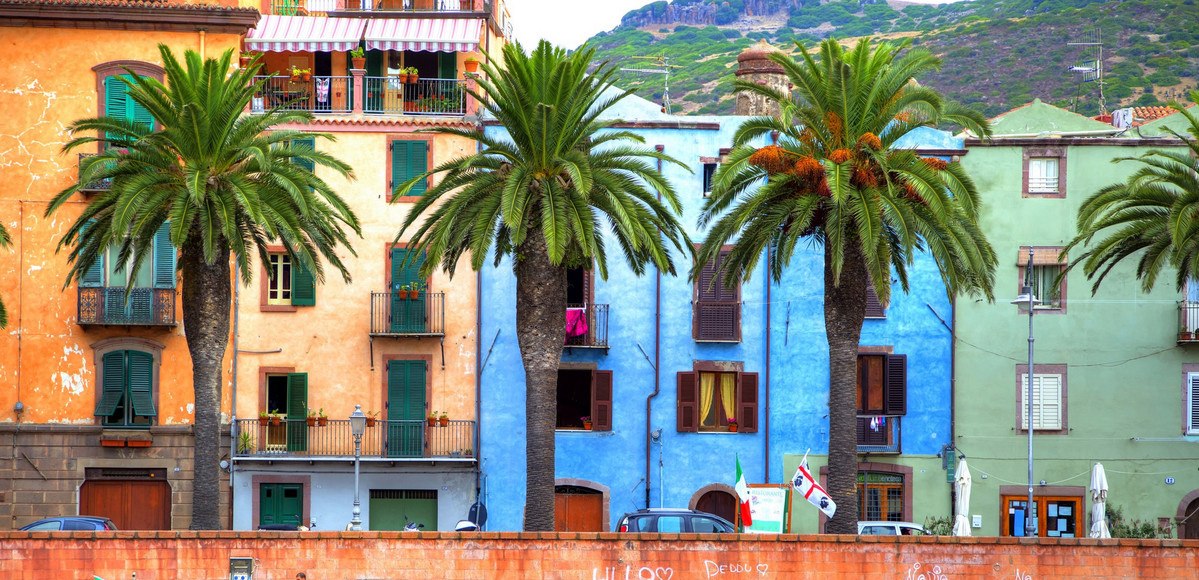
<box><xmin>1184</xmin><ymin>497</ymin><xmax>1199</xmax><ymax>539</ymax></box>
<box><xmin>80</xmin><ymin>480</ymin><xmax>170</xmax><ymax>530</ymax></box>
<box><xmin>695</xmin><ymin>490</ymin><xmax>737</xmax><ymax>526</ymax></box>
<box><xmin>554</xmin><ymin>488</ymin><xmax>603</xmax><ymax>532</ymax></box>
<box><xmin>386</xmin><ymin>359</ymin><xmax>426</xmax><ymax>458</ymax></box>
<box><xmin>259</xmin><ymin>483</ymin><xmax>303</xmax><ymax>527</ymax></box>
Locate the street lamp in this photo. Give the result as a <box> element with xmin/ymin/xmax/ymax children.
<box><xmin>1010</xmin><ymin>247</ymin><xmax>1040</xmax><ymax>537</ymax></box>
<box><xmin>349</xmin><ymin>404</ymin><xmax>366</xmax><ymax>532</ymax></box>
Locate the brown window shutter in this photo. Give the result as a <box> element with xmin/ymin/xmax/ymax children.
<box><xmin>738</xmin><ymin>372</ymin><xmax>759</xmax><ymax>433</ymax></box>
<box><xmin>592</xmin><ymin>370</ymin><xmax>613</xmax><ymax>432</ymax></box>
<box><xmin>856</xmin><ymin>416</ymin><xmax>889</xmax><ymax>446</ymax></box>
<box><xmin>676</xmin><ymin>371</ymin><xmax>698</xmax><ymax>432</ymax></box>
<box><xmin>884</xmin><ymin>354</ymin><xmax>907</xmax><ymax>415</ymax></box>
<box><xmin>864</xmin><ymin>283</ymin><xmax>885</xmax><ymax>318</ymax></box>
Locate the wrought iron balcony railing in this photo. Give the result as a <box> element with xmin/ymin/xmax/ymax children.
<box><xmin>252</xmin><ymin>75</ymin><xmax>352</xmax><ymax>114</ymax></box>
<box><xmin>330</xmin><ymin>0</ymin><xmax>488</xmax><ymax>14</ymax></box>
<box><xmin>364</xmin><ymin>77</ymin><xmax>466</xmax><ymax>116</ymax></box>
<box><xmin>565</xmin><ymin>303</ymin><xmax>609</xmax><ymax>349</ymax></box>
<box><xmin>369</xmin><ymin>291</ymin><xmax>445</xmax><ymax>336</ymax></box>
<box><xmin>78</xmin><ymin>154</ymin><xmax>112</xmax><ymax>192</ymax></box>
<box><xmin>1179</xmin><ymin>301</ymin><xmax>1199</xmax><ymax>344</ymax></box>
<box><xmin>78</xmin><ymin>287</ymin><xmax>176</xmax><ymax>326</ymax></box>
<box><xmin>233</xmin><ymin>418</ymin><xmax>475</xmax><ymax>459</ymax></box>
<box><xmin>856</xmin><ymin>415</ymin><xmax>901</xmax><ymax>454</ymax></box>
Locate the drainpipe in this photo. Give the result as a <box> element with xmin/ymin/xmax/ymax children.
<box><xmin>763</xmin><ymin>248</ymin><xmax>771</xmax><ymax>482</ymax></box>
<box><xmin>230</xmin><ymin>256</ymin><xmax>239</xmax><ymax>526</ymax></box>
<box><xmin>645</xmin><ymin>144</ymin><xmax>665</xmax><ymax>509</ymax></box>
<box><xmin>948</xmin><ymin>294</ymin><xmax>957</xmax><ymax>515</ymax></box>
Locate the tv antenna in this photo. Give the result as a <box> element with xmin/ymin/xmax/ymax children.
<box><xmin>1067</xmin><ymin>28</ymin><xmax>1106</xmax><ymax>114</ymax></box>
<box><xmin>620</xmin><ymin>55</ymin><xmax>682</xmax><ymax>115</ymax></box>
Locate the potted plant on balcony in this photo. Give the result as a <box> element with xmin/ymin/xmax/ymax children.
<box><xmin>306</xmin><ymin>410</ymin><xmax>318</xmax><ymax>427</ymax></box>
<box><xmin>269</xmin><ymin>409</ymin><xmax>283</xmax><ymax>426</ymax></box>
<box><xmin>406</xmin><ymin>67</ymin><xmax>420</xmax><ymax>84</ymax></box>
<box><xmin>259</xmin><ymin>411</ymin><xmax>271</xmax><ymax>426</ymax></box>
<box><xmin>464</xmin><ymin>57</ymin><xmax>480</xmax><ymax>73</ymax></box>
<box><xmin>727</xmin><ymin>417</ymin><xmax>738</xmax><ymax>433</ymax></box>
<box><xmin>439</xmin><ymin>411</ymin><xmax>449</xmax><ymax>427</ymax></box>
<box><xmin>237</xmin><ymin>431</ymin><xmax>254</xmax><ymax>454</ymax></box>
<box><xmin>427</xmin><ymin>411</ymin><xmax>439</xmax><ymax>427</ymax></box>
<box><xmin>317</xmin><ymin>407</ymin><xmax>328</xmax><ymax>426</ymax></box>
<box><xmin>365</xmin><ymin>411</ymin><xmax>378</xmax><ymax>428</ymax></box>
<box><xmin>580</xmin><ymin>416</ymin><xmax>592</xmax><ymax>430</ymax></box>
<box><xmin>350</xmin><ymin>46</ymin><xmax>366</xmax><ymax>69</ymax></box>
<box><xmin>410</xmin><ymin>280</ymin><xmax>425</xmax><ymax>298</ymax></box>
<box><xmin>289</xmin><ymin>66</ymin><xmax>302</xmax><ymax>82</ymax></box>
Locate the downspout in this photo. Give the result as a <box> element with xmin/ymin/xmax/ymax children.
<box><xmin>474</xmin><ymin>132</ymin><xmax>485</xmax><ymax>507</ymax></box>
<box><xmin>949</xmin><ymin>294</ymin><xmax>957</xmax><ymax>515</ymax></box>
<box><xmin>229</xmin><ymin>256</ymin><xmax>239</xmax><ymax>525</ymax></box>
<box><xmin>645</xmin><ymin>144</ymin><xmax>665</xmax><ymax>509</ymax></box>
<box><xmin>198</xmin><ymin>29</ymin><xmax>206</xmax><ymax>58</ymax></box>
<box><xmin>763</xmin><ymin>248</ymin><xmax>771</xmax><ymax>482</ymax></box>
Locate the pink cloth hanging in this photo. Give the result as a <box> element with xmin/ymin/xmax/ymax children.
<box><xmin>565</xmin><ymin>307</ymin><xmax>588</xmax><ymax>339</ymax></box>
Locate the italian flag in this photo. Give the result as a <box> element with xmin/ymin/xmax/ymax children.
<box><xmin>735</xmin><ymin>457</ymin><xmax>752</xmax><ymax>529</ymax></box>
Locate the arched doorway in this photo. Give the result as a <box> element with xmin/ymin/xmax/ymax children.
<box><xmin>554</xmin><ymin>479</ymin><xmax>610</xmax><ymax>532</ymax></box>
<box><xmin>1176</xmin><ymin>489</ymin><xmax>1199</xmax><ymax>539</ymax></box>
<box><xmin>690</xmin><ymin>483</ymin><xmax>739</xmax><ymax>526</ymax></box>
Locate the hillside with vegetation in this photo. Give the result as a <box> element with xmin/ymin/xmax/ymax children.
<box><xmin>586</xmin><ymin>0</ymin><xmax>1199</xmax><ymax>117</ymax></box>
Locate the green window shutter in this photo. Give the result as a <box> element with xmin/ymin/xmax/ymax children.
<box><xmin>121</xmin><ymin>74</ymin><xmax>155</xmax><ymax>132</ymax></box>
<box><xmin>103</xmin><ymin>77</ymin><xmax>128</xmax><ymax>143</ymax></box>
<box><xmin>286</xmin><ymin>373</ymin><xmax>308</xmax><ymax>452</ymax></box>
<box><xmin>390</xmin><ymin>248</ymin><xmax>425</xmax><ymax>291</ymax></box>
<box><xmin>437</xmin><ymin>52</ymin><xmax>457</xmax><ymax>80</ymax></box>
<box><xmin>95</xmin><ymin>351</ymin><xmax>126</xmax><ymax>416</ymax></box>
<box><xmin>291</xmin><ymin>258</ymin><xmax>316</xmax><ymax>306</ymax></box>
<box><xmin>153</xmin><ymin>222</ymin><xmax>176</xmax><ymax>289</ymax></box>
<box><xmin>391</xmin><ymin>141</ymin><xmax>428</xmax><ymax>196</ymax></box>
<box><xmin>127</xmin><ymin>350</ymin><xmax>156</xmax><ymax>417</ymax></box>
<box><xmin>80</xmin><ymin>221</ymin><xmax>104</xmax><ymax>288</ymax></box>
<box><xmin>293</xmin><ymin>137</ymin><xmax>316</xmax><ymax>173</ymax></box>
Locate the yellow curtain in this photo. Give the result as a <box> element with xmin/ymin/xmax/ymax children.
<box><xmin>720</xmin><ymin>373</ymin><xmax>737</xmax><ymax>424</ymax></box>
<box><xmin>698</xmin><ymin>372</ymin><xmax>715</xmax><ymax>427</ymax></box>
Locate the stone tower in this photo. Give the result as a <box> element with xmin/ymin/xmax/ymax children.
<box><xmin>734</xmin><ymin>40</ymin><xmax>790</xmax><ymax>117</ymax></box>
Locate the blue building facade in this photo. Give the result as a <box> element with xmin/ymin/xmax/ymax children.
<box><xmin>478</xmin><ymin>91</ymin><xmax>964</xmax><ymax>532</ymax></box>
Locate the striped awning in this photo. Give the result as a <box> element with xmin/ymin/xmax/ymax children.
<box><xmin>364</xmin><ymin>18</ymin><xmax>482</xmax><ymax>52</ymax></box>
<box><xmin>245</xmin><ymin>15</ymin><xmax>367</xmax><ymax>53</ymax></box>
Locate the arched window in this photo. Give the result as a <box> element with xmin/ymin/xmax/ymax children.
<box><xmin>92</xmin><ymin>61</ymin><xmax>164</xmax><ymax>145</ymax></box>
<box><xmin>92</xmin><ymin>338</ymin><xmax>163</xmax><ymax>428</ymax></box>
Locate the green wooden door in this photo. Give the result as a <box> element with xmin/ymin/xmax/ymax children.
<box><xmin>366</xmin><ymin>50</ymin><xmax>383</xmax><ymax>113</ymax></box>
<box><xmin>285</xmin><ymin>373</ymin><xmax>308</xmax><ymax>452</ymax></box>
<box><xmin>390</xmin><ymin>248</ymin><xmax>426</xmax><ymax>333</ymax></box>
<box><xmin>368</xmin><ymin>489</ymin><xmax>438</xmax><ymax>531</ymax></box>
<box><xmin>386</xmin><ymin>359</ymin><xmax>426</xmax><ymax>458</ymax></box>
<box><xmin>258</xmin><ymin>483</ymin><xmax>303</xmax><ymax>527</ymax></box>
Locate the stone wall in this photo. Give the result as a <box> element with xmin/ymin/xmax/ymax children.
<box><xmin>1</xmin><ymin>532</ymin><xmax>1196</xmax><ymax>579</ymax></box>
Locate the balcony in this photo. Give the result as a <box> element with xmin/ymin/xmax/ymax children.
<box><xmin>252</xmin><ymin>75</ymin><xmax>353</xmax><ymax>114</ymax></box>
<box><xmin>78</xmin><ymin>154</ymin><xmax>112</xmax><ymax>192</ymax></box>
<box><xmin>1180</xmin><ymin>301</ymin><xmax>1199</xmax><ymax>344</ymax></box>
<box><xmin>565</xmin><ymin>303</ymin><xmax>609</xmax><ymax>351</ymax></box>
<box><xmin>856</xmin><ymin>415</ymin><xmax>901</xmax><ymax>454</ymax></box>
<box><xmin>78</xmin><ymin>287</ymin><xmax>176</xmax><ymax>326</ymax></box>
<box><xmin>329</xmin><ymin>0</ymin><xmax>489</xmax><ymax>15</ymax></box>
<box><xmin>364</xmin><ymin>77</ymin><xmax>465</xmax><ymax>116</ymax></box>
<box><xmin>233</xmin><ymin>418</ymin><xmax>476</xmax><ymax>460</ymax></box>
<box><xmin>369</xmin><ymin>291</ymin><xmax>445</xmax><ymax>336</ymax></box>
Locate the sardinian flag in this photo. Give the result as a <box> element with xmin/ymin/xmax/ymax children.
<box><xmin>735</xmin><ymin>457</ymin><xmax>752</xmax><ymax>528</ymax></box>
<box><xmin>791</xmin><ymin>451</ymin><xmax>837</xmax><ymax>518</ymax></box>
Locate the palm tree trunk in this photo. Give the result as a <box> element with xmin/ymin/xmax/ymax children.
<box><xmin>180</xmin><ymin>236</ymin><xmax>231</xmax><ymax>530</ymax></box>
<box><xmin>514</xmin><ymin>231</ymin><xmax>567</xmax><ymax>531</ymax></box>
<box><xmin>823</xmin><ymin>240</ymin><xmax>867</xmax><ymax>534</ymax></box>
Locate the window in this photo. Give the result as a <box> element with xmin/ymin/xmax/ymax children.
<box><xmin>556</xmin><ymin>368</ymin><xmax>612</xmax><ymax>431</ymax></box>
<box><xmin>856</xmin><ymin>353</ymin><xmax>906</xmax><ymax>450</ymax></box>
<box><xmin>388</xmin><ymin>247</ymin><xmax>428</xmax><ymax>333</ymax></box>
<box><xmin>80</xmin><ymin>222</ymin><xmax>176</xmax><ymax>291</ymax></box>
<box><xmin>265</xmin><ymin>373</ymin><xmax>309</xmax><ymax>452</ymax></box>
<box><xmin>702</xmin><ymin>162</ymin><xmax>717</xmax><ymax>197</ymax></box>
<box><xmin>388</xmin><ymin>138</ymin><xmax>430</xmax><ymax>200</ymax></box>
<box><xmin>693</xmin><ymin>249</ymin><xmax>741</xmax><ymax>342</ymax></box>
<box><xmin>262</xmin><ymin>252</ymin><xmax>315</xmax><ymax>310</ymax></box>
<box><xmin>95</xmin><ymin>349</ymin><xmax>157</xmax><ymax>427</ymax></box>
<box><xmin>1018</xmin><ymin>246</ymin><xmax>1066</xmax><ymax>312</ymax></box>
<box><xmin>857</xmin><ymin>471</ymin><xmax>904</xmax><ymax>522</ymax></box>
<box><xmin>676</xmin><ymin>368</ymin><xmax>758</xmax><ymax>432</ymax></box>
<box><xmin>1019</xmin><ymin>371</ymin><xmax>1064</xmax><ymax>431</ymax></box>
<box><xmin>1022</xmin><ymin>146</ymin><xmax>1066</xmax><ymax>197</ymax></box>
<box><xmin>1187</xmin><ymin>372</ymin><xmax>1199</xmax><ymax>435</ymax></box>
<box><xmin>1001</xmin><ymin>493</ymin><xmax>1082</xmax><ymax>537</ymax></box>
<box><xmin>95</xmin><ymin>62</ymin><xmax>161</xmax><ymax>146</ymax></box>
<box><xmin>78</xmin><ymin>222</ymin><xmax>177</xmax><ymax>325</ymax></box>
<box><xmin>864</xmin><ymin>283</ymin><xmax>886</xmax><ymax>319</ymax></box>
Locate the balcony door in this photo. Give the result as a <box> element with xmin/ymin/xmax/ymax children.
<box><xmin>266</xmin><ymin>373</ymin><xmax>308</xmax><ymax>452</ymax></box>
<box><xmin>390</xmin><ymin>248</ymin><xmax>427</xmax><ymax>333</ymax></box>
<box><xmin>386</xmin><ymin>359</ymin><xmax>426</xmax><ymax>458</ymax></box>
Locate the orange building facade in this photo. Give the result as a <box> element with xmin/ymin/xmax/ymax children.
<box><xmin>0</xmin><ymin>1</ymin><xmax>258</xmax><ymax>529</ymax></box>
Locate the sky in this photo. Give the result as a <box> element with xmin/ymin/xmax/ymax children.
<box><xmin>504</xmin><ymin>0</ymin><xmax>967</xmax><ymax>50</ymax></box>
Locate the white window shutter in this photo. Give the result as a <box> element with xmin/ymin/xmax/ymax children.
<box><xmin>1022</xmin><ymin>373</ymin><xmax>1063</xmax><ymax>430</ymax></box>
<box><xmin>1188</xmin><ymin>373</ymin><xmax>1199</xmax><ymax>434</ymax></box>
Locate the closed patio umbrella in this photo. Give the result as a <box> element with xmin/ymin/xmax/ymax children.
<box><xmin>952</xmin><ymin>458</ymin><xmax>972</xmax><ymax>536</ymax></box>
<box><xmin>1090</xmin><ymin>462</ymin><xmax>1111</xmax><ymax>538</ymax></box>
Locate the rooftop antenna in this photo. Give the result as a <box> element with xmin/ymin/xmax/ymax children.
<box><xmin>1067</xmin><ymin>28</ymin><xmax>1106</xmax><ymax>115</ymax></box>
<box><xmin>620</xmin><ymin>55</ymin><xmax>681</xmax><ymax>115</ymax></box>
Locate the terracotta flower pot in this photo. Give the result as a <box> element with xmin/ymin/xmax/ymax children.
<box><xmin>307</xmin><ymin>417</ymin><xmax>316</xmax><ymax>427</ymax></box>
<box><xmin>352</xmin><ymin>57</ymin><xmax>366</xmax><ymax>69</ymax></box>
<box><xmin>270</xmin><ymin>416</ymin><xmax>282</xmax><ymax>426</ymax></box>
<box><xmin>317</xmin><ymin>416</ymin><xmax>328</xmax><ymax>427</ymax></box>
<box><xmin>1181</xmin><ymin>331</ymin><xmax>1193</xmax><ymax>341</ymax></box>
<box><xmin>728</xmin><ymin>424</ymin><xmax>738</xmax><ymax>433</ymax></box>
<box><xmin>259</xmin><ymin>417</ymin><xmax>270</xmax><ymax>426</ymax></box>
<box><xmin>302</xmin><ymin>72</ymin><xmax>311</xmax><ymax>81</ymax></box>
<box><xmin>582</xmin><ymin>422</ymin><xmax>593</xmax><ymax>431</ymax></box>
<box><xmin>439</xmin><ymin>416</ymin><xmax>449</xmax><ymax>427</ymax></box>
<box><xmin>427</xmin><ymin>417</ymin><xmax>437</xmax><ymax>427</ymax></box>
<box><xmin>365</xmin><ymin>417</ymin><xmax>377</xmax><ymax>428</ymax></box>
<box><xmin>239</xmin><ymin>56</ymin><xmax>252</xmax><ymax>68</ymax></box>
<box><xmin>464</xmin><ymin>60</ymin><xmax>480</xmax><ymax>73</ymax></box>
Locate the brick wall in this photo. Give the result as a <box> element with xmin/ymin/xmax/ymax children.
<box><xmin>1</xmin><ymin>532</ymin><xmax>1197</xmax><ymax>579</ymax></box>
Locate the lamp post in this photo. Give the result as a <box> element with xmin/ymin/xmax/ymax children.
<box><xmin>349</xmin><ymin>404</ymin><xmax>366</xmax><ymax>532</ymax></box>
<box><xmin>1010</xmin><ymin>248</ymin><xmax>1040</xmax><ymax>538</ymax></box>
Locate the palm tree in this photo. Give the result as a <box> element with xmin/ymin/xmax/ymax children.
<box><xmin>1065</xmin><ymin>95</ymin><xmax>1199</xmax><ymax>294</ymax></box>
<box><xmin>393</xmin><ymin>40</ymin><xmax>689</xmax><ymax>531</ymax></box>
<box><xmin>0</xmin><ymin>220</ymin><xmax>9</xmax><ymax>328</ymax></box>
<box><xmin>695</xmin><ymin>38</ymin><xmax>997</xmax><ymax>533</ymax></box>
<box><xmin>46</xmin><ymin>46</ymin><xmax>360</xmax><ymax>529</ymax></box>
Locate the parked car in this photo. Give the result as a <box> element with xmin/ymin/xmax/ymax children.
<box><xmin>19</xmin><ymin>516</ymin><xmax>117</xmax><ymax>531</ymax></box>
<box><xmin>857</xmin><ymin>521</ymin><xmax>928</xmax><ymax>535</ymax></box>
<box><xmin>615</xmin><ymin>509</ymin><xmax>736</xmax><ymax>533</ymax></box>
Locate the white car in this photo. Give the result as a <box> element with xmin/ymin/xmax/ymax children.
<box><xmin>858</xmin><ymin>521</ymin><xmax>928</xmax><ymax>535</ymax></box>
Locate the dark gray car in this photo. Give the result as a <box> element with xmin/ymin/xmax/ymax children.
<box><xmin>615</xmin><ymin>509</ymin><xmax>735</xmax><ymax>533</ymax></box>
